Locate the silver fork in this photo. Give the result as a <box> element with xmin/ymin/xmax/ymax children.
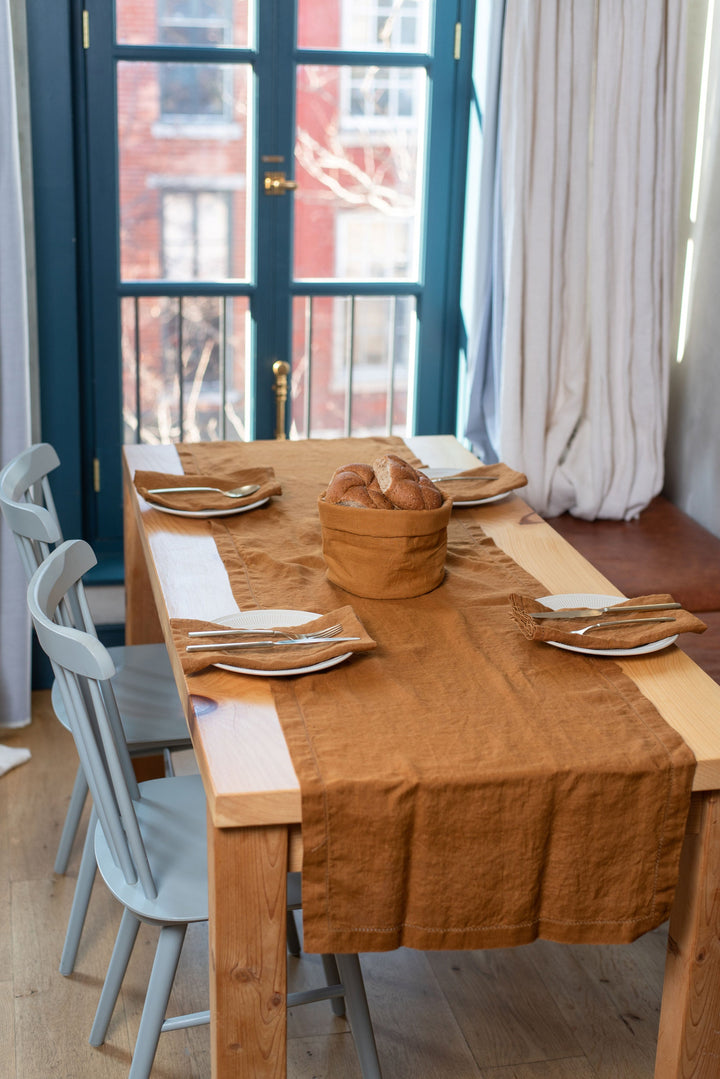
<box><xmin>187</xmin><ymin>623</ymin><xmax>343</xmax><ymax>641</ymax></box>
<box><xmin>569</xmin><ymin>617</ymin><xmax>676</xmax><ymax>637</ymax></box>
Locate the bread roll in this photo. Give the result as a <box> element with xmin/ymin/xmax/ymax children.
<box><xmin>373</xmin><ymin>453</ymin><xmax>443</xmax><ymax>510</ymax></box>
<box><xmin>325</xmin><ymin>463</ymin><xmax>393</xmax><ymax>509</ymax></box>
<box><xmin>367</xmin><ymin>476</ymin><xmax>394</xmax><ymax>509</ymax></box>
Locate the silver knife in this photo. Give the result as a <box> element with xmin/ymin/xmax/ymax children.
<box><xmin>186</xmin><ymin>637</ymin><xmax>359</xmax><ymax>652</ymax></box>
<box><xmin>530</xmin><ymin>602</ymin><xmax>682</xmax><ymax>620</ymax></box>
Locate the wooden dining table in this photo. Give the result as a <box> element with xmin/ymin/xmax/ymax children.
<box><xmin>123</xmin><ymin>436</ymin><xmax>720</xmax><ymax>1079</ymax></box>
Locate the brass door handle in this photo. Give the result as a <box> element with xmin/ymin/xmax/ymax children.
<box><xmin>272</xmin><ymin>360</ymin><xmax>290</xmax><ymax>439</ymax></box>
<box><xmin>264</xmin><ymin>172</ymin><xmax>298</xmax><ymax>195</ymax></box>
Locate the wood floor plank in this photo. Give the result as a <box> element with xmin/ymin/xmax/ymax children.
<box><xmin>555</xmin><ymin>929</ymin><xmax>666</xmax><ymax>1033</ymax></box>
<box><xmin>481</xmin><ymin>1057</ymin><xmax>597</xmax><ymax>1078</ymax></box>
<box><xmin>4</xmin><ymin>692</ymin><xmax>79</xmax><ymax>883</ymax></box>
<box><xmin>360</xmin><ymin>948</ymin><xmax>484</xmax><ymax>1078</ymax></box>
<box><xmin>12</xmin><ymin>876</ymin><xmax>131</xmax><ymax>1078</ymax></box>
<box><xmin>427</xmin><ymin>946</ymin><xmax>582</xmax><ymax>1069</ymax></box>
<box><xmin>528</xmin><ymin>938</ymin><xmax>661</xmax><ymax>1078</ymax></box>
<box><xmin>0</xmin><ymin>756</ymin><xmax>11</xmax><ymax>976</ymax></box>
<box><xmin>287</xmin><ymin>1033</ymin><xmax>364</xmax><ymax>1078</ymax></box>
<box><xmin>0</xmin><ymin>979</ymin><xmax>15</xmax><ymax>1078</ymax></box>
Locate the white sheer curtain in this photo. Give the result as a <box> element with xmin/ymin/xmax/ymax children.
<box><xmin>463</xmin><ymin>0</ymin><xmax>506</xmax><ymax>463</ymax></box>
<box><xmin>0</xmin><ymin>0</ymin><xmax>32</xmax><ymax>736</ymax></box>
<box><xmin>479</xmin><ymin>1</ymin><xmax>686</xmax><ymax>520</ymax></box>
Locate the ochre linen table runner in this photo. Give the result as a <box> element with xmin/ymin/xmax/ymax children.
<box><xmin>173</xmin><ymin>438</ymin><xmax>696</xmax><ymax>954</ymax></box>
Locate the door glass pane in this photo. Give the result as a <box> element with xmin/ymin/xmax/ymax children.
<box><xmin>122</xmin><ymin>295</ymin><xmax>251</xmax><ymax>442</ymax></box>
<box><xmin>116</xmin><ymin>0</ymin><xmax>253</xmax><ymax>49</ymax></box>
<box><xmin>117</xmin><ymin>61</ymin><xmax>251</xmax><ymax>281</ymax></box>
<box><xmin>293</xmin><ymin>64</ymin><xmax>425</xmax><ymax>280</ymax></box>
<box><xmin>290</xmin><ymin>294</ymin><xmax>414</xmax><ymax>438</ymax></box>
<box><xmin>298</xmin><ymin>0</ymin><xmax>431</xmax><ymax>52</ymax></box>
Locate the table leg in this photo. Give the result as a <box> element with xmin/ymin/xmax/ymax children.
<box><xmin>655</xmin><ymin>791</ymin><xmax>720</xmax><ymax>1077</ymax></box>
<box><xmin>208</xmin><ymin>818</ymin><xmax>288</xmax><ymax>1078</ymax></box>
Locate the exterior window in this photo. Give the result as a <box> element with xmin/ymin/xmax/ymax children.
<box><xmin>347</xmin><ymin>0</ymin><xmax>422</xmax><ymax>50</ymax></box>
<box><xmin>160</xmin><ymin>190</ymin><xmax>232</xmax><ymax>412</ymax></box>
<box><xmin>161</xmin><ymin>190</ymin><xmax>231</xmax><ymax>279</ymax></box>
<box><xmin>335</xmin><ymin>212</ymin><xmax>413</xmax><ymax>387</ymax></box>
<box><xmin>348</xmin><ymin>67</ymin><xmax>416</xmax><ymax>124</ymax></box>
<box><xmin>341</xmin><ymin>1</ymin><xmax>424</xmax><ymax>134</ymax></box>
<box><xmin>158</xmin><ymin>0</ymin><xmax>233</xmax><ymax>121</ymax></box>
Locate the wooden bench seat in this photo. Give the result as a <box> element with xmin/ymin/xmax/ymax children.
<box><xmin>548</xmin><ymin>496</ymin><xmax>720</xmax><ymax>683</ymax></box>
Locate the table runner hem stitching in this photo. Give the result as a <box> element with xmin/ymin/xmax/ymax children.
<box><xmin>314</xmin><ymin>911</ymin><xmax>672</xmax><ymax>933</ymax></box>
<box><xmin>213</xmin><ymin>522</ymin><xmax>262</xmax><ymax>608</ymax></box>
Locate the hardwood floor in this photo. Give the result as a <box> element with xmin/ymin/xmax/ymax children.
<box><xmin>1</xmin><ymin>691</ymin><xmax>669</xmax><ymax>1078</ymax></box>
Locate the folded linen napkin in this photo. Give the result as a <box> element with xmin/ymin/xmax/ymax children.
<box><xmin>509</xmin><ymin>592</ymin><xmax>707</xmax><ymax>650</ymax></box>
<box><xmin>430</xmin><ymin>462</ymin><xmax>527</xmax><ymax>502</ymax></box>
<box><xmin>0</xmin><ymin>744</ymin><xmax>31</xmax><ymax>777</ymax></box>
<box><xmin>171</xmin><ymin>606</ymin><xmax>377</xmax><ymax>674</ymax></box>
<box><xmin>134</xmin><ymin>468</ymin><xmax>282</xmax><ymax>513</ymax></box>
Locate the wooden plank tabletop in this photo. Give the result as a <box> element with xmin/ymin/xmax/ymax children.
<box><xmin>123</xmin><ymin>437</ymin><xmax>720</xmax><ymax>820</ymax></box>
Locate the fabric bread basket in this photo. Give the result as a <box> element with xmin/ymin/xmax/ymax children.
<box><xmin>318</xmin><ymin>494</ymin><xmax>452</xmax><ymax>599</ymax></box>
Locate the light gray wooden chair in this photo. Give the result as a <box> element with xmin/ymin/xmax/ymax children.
<box><xmin>27</xmin><ymin>538</ymin><xmax>383</xmax><ymax>1079</ymax></box>
<box><xmin>0</xmin><ymin>442</ymin><xmax>191</xmax><ymax>975</ymax></box>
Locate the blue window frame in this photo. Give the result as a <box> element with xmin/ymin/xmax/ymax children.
<box><xmin>27</xmin><ymin>0</ymin><xmax>476</xmax><ymax>577</ymax></box>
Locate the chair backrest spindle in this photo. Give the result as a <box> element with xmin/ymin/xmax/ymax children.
<box><xmin>28</xmin><ymin>540</ymin><xmax>159</xmax><ymax>901</ymax></box>
<box><xmin>0</xmin><ymin>444</ymin><xmax>101</xmax><ymax>636</ymax></box>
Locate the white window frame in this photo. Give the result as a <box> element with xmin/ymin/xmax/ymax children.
<box><xmin>332</xmin><ymin>210</ymin><xmax>415</xmax><ymax>392</ymax></box>
<box><xmin>338</xmin><ymin>0</ymin><xmax>427</xmax><ymax>136</ymax></box>
<box><xmin>157</xmin><ymin>0</ymin><xmax>234</xmax><ymax>124</ymax></box>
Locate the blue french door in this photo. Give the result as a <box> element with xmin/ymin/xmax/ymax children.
<box><xmin>76</xmin><ymin>0</ymin><xmax>474</xmax><ymax>566</ymax></box>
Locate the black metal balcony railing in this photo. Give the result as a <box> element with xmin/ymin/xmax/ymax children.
<box><xmin>121</xmin><ymin>287</ymin><xmax>416</xmax><ymax>443</ymax></box>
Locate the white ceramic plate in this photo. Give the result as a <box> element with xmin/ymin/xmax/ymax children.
<box><xmin>419</xmin><ymin>468</ymin><xmax>510</xmax><ymax>507</ymax></box>
<box><xmin>539</xmin><ymin>593</ymin><xmax>679</xmax><ymax>657</ymax></box>
<box><xmin>451</xmin><ymin>492</ymin><xmax>510</xmax><ymax>507</ymax></box>
<box><xmin>149</xmin><ymin>496</ymin><xmax>269</xmax><ymax>519</ymax></box>
<box><xmin>211</xmin><ymin>609</ymin><xmax>352</xmax><ymax>677</ymax></box>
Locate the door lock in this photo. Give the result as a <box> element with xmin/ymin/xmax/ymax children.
<box><xmin>264</xmin><ymin>171</ymin><xmax>298</xmax><ymax>195</ymax></box>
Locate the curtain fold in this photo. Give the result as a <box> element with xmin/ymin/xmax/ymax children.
<box><xmin>463</xmin><ymin>0</ymin><xmax>507</xmax><ymax>463</ymax></box>
<box><xmin>0</xmin><ymin>0</ymin><xmax>32</xmax><ymax>730</ymax></box>
<box><xmin>468</xmin><ymin>1</ymin><xmax>686</xmax><ymax>520</ymax></box>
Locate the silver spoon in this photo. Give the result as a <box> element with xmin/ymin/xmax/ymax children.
<box><xmin>147</xmin><ymin>483</ymin><xmax>261</xmax><ymax>499</ymax></box>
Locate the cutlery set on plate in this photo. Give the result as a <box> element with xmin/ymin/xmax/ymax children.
<box><xmin>529</xmin><ymin>601</ymin><xmax>680</xmax><ymax>634</ymax></box>
<box><xmin>189</xmin><ymin>602</ymin><xmax>682</xmax><ymax>651</ymax></box>
<box><xmin>529</xmin><ymin>602</ymin><xmax>681</xmax><ymax>619</ymax></box>
<box><xmin>185</xmin><ymin>623</ymin><xmax>359</xmax><ymax>653</ymax></box>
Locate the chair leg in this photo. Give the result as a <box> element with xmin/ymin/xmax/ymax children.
<box><xmin>54</xmin><ymin>764</ymin><xmax>88</xmax><ymax>874</ymax></box>
<box><xmin>90</xmin><ymin>907</ymin><xmax>142</xmax><ymax>1046</ymax></box>
<box><xmin>128</xmin><ymin>923</ymin><xmax>187</xmax><ymax>1079</ymax></box>
<box><xmin>335</xmin><ymin>954</ymin><xmax>383</xmax><ymax>1079</ymax></box>
<box><xmin>286</xmin><ymin>909</ymin><xmax>301</xmax><ymax>957</ymax></box>
<box><xmin>59</xmin><ymin>807</ymin><xmax>97</xmax><ymax>975</ymax></box>
<box><xmin>321</xmin><ymin>953</ymin><xmax>346</xmax><ymax>1017</ymax></box>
